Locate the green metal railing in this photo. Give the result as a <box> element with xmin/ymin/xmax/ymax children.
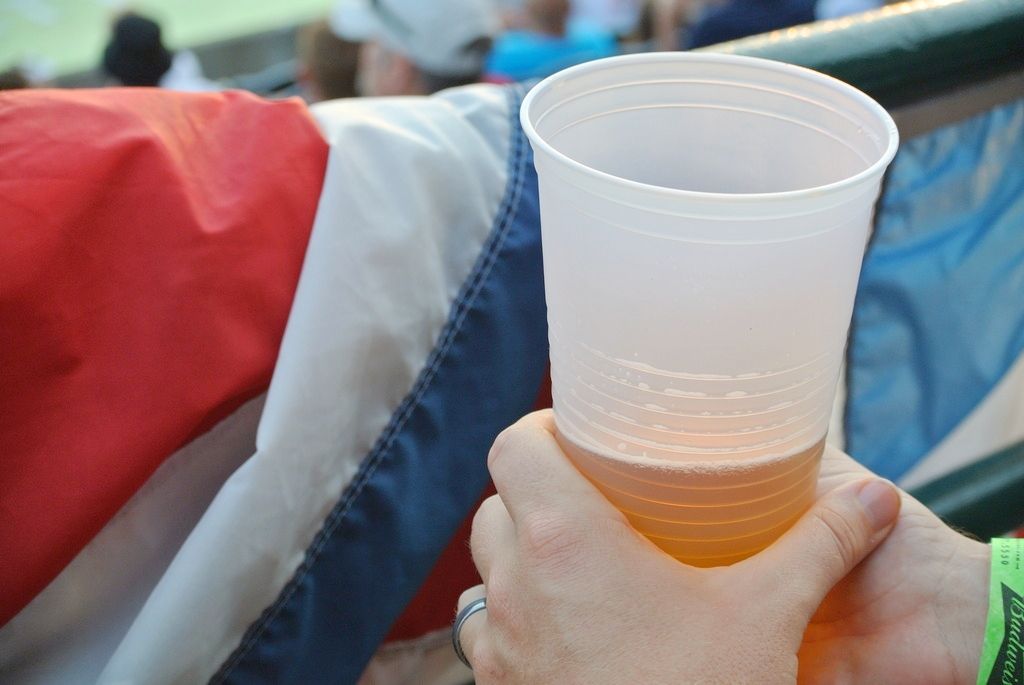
<box><xmin>709</xmin><ymin>0</ymin><xmax>1024</xmax><ymax>108</ymax></box>
<box><xmin>910</xmin><ymin>439</ymin><xmax>1024</xmax><ymax>539</ymax></box>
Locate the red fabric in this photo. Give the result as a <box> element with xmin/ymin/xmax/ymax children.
<box><xmin>385</xmin><ymin>368</ymin><xmax>553</xmax><ymax>642</ymax></box>
<box><xmin>0</xmin><ymin>88</ymin><xmax>328</xmax><ymax>626</ymax></box>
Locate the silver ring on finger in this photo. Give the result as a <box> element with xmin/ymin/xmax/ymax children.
<box><xmin>452</xmin><ymin>596</ymin><xmax>487</xmax><ymax>669</ymax></box>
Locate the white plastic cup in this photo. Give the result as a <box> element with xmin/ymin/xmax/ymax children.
<box><xmin>520</xmin><ymin>53</ymin><xmax>898</xmax><ymax>566</ymax></box>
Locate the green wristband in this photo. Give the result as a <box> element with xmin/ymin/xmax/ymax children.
<box><xmin>977</xmin><ymin>538</ymin><xmax>1024</xmax><ymax>685</ymax></box>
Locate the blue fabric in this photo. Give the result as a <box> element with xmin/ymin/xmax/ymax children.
<box><xmin>487</xmin><ymin>26</ymin><xmax>617</xmax><ymax>82</ymax></box>
<box><xmin>845</xmin><ymin>98</ymin><xmax>1024</xmax><ymax>480</ymax></box>
<box><xmin>687</xmin><ymin>0</ymin><xmax>815</xmax><ymax>48</ymax></box>
<box><xmin>211</xmin><ymin>84</ymin><xmax>548</xmax><ymax>684</ymax></box>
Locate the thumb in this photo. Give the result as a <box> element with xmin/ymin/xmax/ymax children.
<box><xmin>752</xmin><ymin>478</ymin><xmax>901</xmax><ymax>618</ymax></box>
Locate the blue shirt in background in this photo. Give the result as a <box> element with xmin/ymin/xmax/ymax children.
<box><xmin>486</xmin><ymin>24</ymin><xmax>617</xmax><ymax>82</ymax></box>
<box><xmin>687</xmin><ymin>0</ymin><xmax>816</xmax><ymax>49</ymax></box>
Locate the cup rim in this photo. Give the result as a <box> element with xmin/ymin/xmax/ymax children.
<box><xmin>519</xmin><ymin>52</ymin><xmax>899</xmax><ymax>204</ymax></box>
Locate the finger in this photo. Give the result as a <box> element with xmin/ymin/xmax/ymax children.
<box><xmin>456</xmin><ymin>583</ymin><xmax>487</xmax><ymax>612</ymax></box>
<box><xmin>487</xmin><ymin>410</ymin><xmax>623</xmax><ymax>525</ymax></box>
<box><xmin>469</xmin><ymin>495</ymin><xmax>515</xmax><ymax>582</ymax></box>
<box><xmin>816</xmin><ymin>444</ymin><xmax>873</xmax><ymax>495</ymax></box>
<box><xmin>750</xmin><ymin>478</ymin><xmax>901</xmax><ymax>619</ymax></box>
<box><xmin>455</xmin><ymin>584</ymin><xmax>488</xmax><ymax>667</ymax></box>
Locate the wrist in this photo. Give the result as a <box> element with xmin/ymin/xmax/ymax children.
<box><xmin>943</xmin><ymin>539</ymin><xmax>990</xmax><ymax>685</ymax></box>
<box><xmin>974</xmin><ymin>537</ymin><xmax>1024</xmax><ymax>685</ymax></box>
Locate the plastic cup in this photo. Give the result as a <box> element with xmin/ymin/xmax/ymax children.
<box><xmin>520</xmin><ymin>53</ymin><xmax>898</xmax><ymax>566</ymax></box>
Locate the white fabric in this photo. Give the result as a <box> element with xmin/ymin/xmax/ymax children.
<box><xmin>96</xmin><ymin>84</ymin><xmax>511</xmax><ymax>684</ymax></box>
<box><xmin>332</xmin><ymin>0</ymin><xmax>501</xmax><ymax>76</ymax></box>
<box><xmin>159</xmin><ymin>50</ymin><xmax>221</xmax><ymax>92</ymax></box>
<box><xmin>0</xmin><ymin>395</ymin><xmax>265</xmax><ymax>684</ymax></box>
<box><xmin>899</xmin><ymin>352</ymin><xmax>1024</xmax><ymax>490</ymax></box>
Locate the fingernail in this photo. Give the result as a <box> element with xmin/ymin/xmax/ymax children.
<box><xmin>855</xmin><ymin>479</ymin><xmax>901</xmax><ymax>531</ymax></box>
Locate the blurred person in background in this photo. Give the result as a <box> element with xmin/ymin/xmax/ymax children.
<box><xmin>497</xmin><ymin>0</ymin><xmax>529</xmax><ymax>28</ymax></box>
<box><xmin>296</xmin><ymin>20</ymin><xmax>361</xmax><ymax>102</ymax></box>
<box><xmin>569</xmin><ymin>0</ymin><xmax>643</xmax><ymax>39</ymax></box>
<box><xmin>647</xmin><ymin>0</ymin><xmax>704</xmax><ymax>51</ymax></box>
<box><xmin>102</xmin><ymin>13</ymin><xmax>219</xmax><ymax>91</ymax></box>
<box><xmin>331</xmin><ymin>0</ymin><xmax>499</xmax><ymax>96</ymax></box>
<box><xmin>0</xmin><ymin>68</ymin><xmax>30</xmax><ymax>91</ymax></box>
<box><xmin>486</xmin><ymin>0</ymin><xmax>617</xmax><ymax>82</ymax></box>
<box><xmin>686</xmin><ymin>0</ymin><xmax>814</xmax><ymax>48</ymax></box>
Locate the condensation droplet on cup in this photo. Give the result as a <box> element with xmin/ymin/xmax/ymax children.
<box><xmin>644</xmin><ymin>403</ymin><xmax>665</xmax><ymax>411</ymax></box>
<box><xmin>726</xmin><ymin>390</ymin><xmax>747</xmax><ymax>398</ymax></box>
<box><xmin>665</xmin><ymin>388</ymin><xmax>706</xmax><ymax>398</ymax></box>
<box><xmin>638</xmin><ymin>382</ymin><xmax>650</xmax><ymax>390</ymax></box>
<box><xmin>617</xmin><ymin>442</ymin><xmax>627</xmax><ymax>451</ymax></box>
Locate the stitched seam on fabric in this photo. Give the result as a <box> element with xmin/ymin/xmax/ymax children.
<box><xmin>212</xmin><ymin>84</ymin><xmax>529</xmax><ymax>683</ymax></box>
